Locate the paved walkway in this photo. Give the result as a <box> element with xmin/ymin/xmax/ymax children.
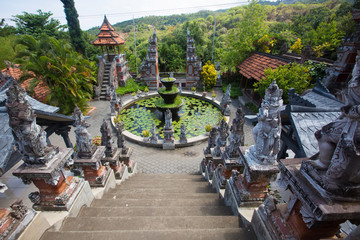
<box><xmin>49</xmin><ymin>88</ymin><xmax>255</xmax><ymax>174</ymax></box>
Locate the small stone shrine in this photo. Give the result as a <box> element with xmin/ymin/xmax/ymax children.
<box><xmin>116</xmin><ymin>121</ymin><xmax>134</xmax><ymax>172</ymax></box>
<box><xmin>8</xmin><ymin>82</ymin><xmax>84</xmax><ymax>211</ymax></box>
<box><xmin>220</xmin><ymin>84</ymin><xmax>231</xmax><ymax>116</ymax></box>
<box><xmin>252</xmin><ymin>56</ymin><xmax>360</xmax><ymax>239</ymax></box>
<box><xmin>204</xmin><ymin>119</ymin><xmax>229</xmax><ymax>181</ymax></box>
<box><xmin>213</xmin><ymin>107</ymin><xmax>246</xmax><ymax>192</ymax></box>
<box><xmin>73</xmin><ymin>106</ymin><xmax>111</xmax><ymax>187</ymax></box>
<box><xmin>0</xmin><ymin>200</ymin><xmax>36</xmax><ymax>239</ymax></box>
<box><xmin>179</xmin><ymin>124</ymin><xmax>187</xmax><ymax>144</ymax></box>
<box><xmin>100</xmin><ymin>120</ymin><xmax>125</xmax><ymax>179</ymax></box>
<box><xmin>224</xmin><ymin>81</ymin><xmax>281</xmax><ymax>213</ymax></box>
<box><xmin>162</xmin><ymin>109</ymin><xmax>175</xmax><ymax>150</ymax></box>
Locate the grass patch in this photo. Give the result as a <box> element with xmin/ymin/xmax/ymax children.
<box><xmin>158</xmin><ymin>86</ymin><xmax>178</xmax><ymax>94</ymax></box>
<box><xmin>156</xmin><ymin>96</ymin><xmax>182</xmax><ymax>108</ymax></box>
<box><xmin>116</xmin><ymin>78</ymin><xmax>146</xmax><ymax>95</ymax></box>
<box><xmin>245</xmin><ymin>102</ymin><xmax>259</xmax><ymax>113</ymax></box>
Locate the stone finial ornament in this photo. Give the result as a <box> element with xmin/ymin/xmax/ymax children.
<box><xmin>302</xmin><ymin>52</ymin><xmax>360</xmax><ymax>196</ymax></box>
<box><xmin>226</xmin><ymin>106</ymin><xmax>245</xmax><ymax>157</ymax></box>
<box><xmin>204</xmin><ymin>127</ymin><xmax>218</xmax><ymax>155</ymax></box>
<box><xmin>100</xmin><ymin>119</ymin><xmax>115</xmax><ymax>157</ymax></box>
<box><xmin>73</xmin><ymin>106</ymin><xmax>95</xmax><ymax>158</ymax></box>
<box><xmin>249</xmin><ymin>80</ymin><xmax>283</xmax><ymax>164</ymax></box>
<box><xmin>213</xmin><ymin>119</ymin><xmax>229</xmax><ymax>157</ymax></box>
<box><xmin>6</xmin><ymin>81</ymin><xmax>53</xmax><ymax>164</ymax></box>
<box><xmin>220</xmin><ymin>84</ymin><xmax>231</xmax><ymax>115</ymax></box>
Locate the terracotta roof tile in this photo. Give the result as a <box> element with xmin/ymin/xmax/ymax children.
<box><xmin>1</xmin><ymin>66</ymin><xmax>50</xmax><ymax>103</ymax></box>
<box><xmin>237</xmin><ymin>52</ymin><xmax>289</xmax><ymax>81</ymax></box>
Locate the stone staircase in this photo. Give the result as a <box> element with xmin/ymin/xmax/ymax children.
<box><xmin>41</xmin><ymin>174</ymin><xmax>255</xmax><ymax>240</ymax></box>
<box><xmin>100</xmin><ymin>62</ymin><xmax>112</xmax><ymax>100</ymax></box>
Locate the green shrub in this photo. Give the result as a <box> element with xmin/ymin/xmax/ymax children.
<box><xmin>205</xmin><ymin>124</ymin><xmax>212</xmax><ymax>132</ymax></box>
<box><xmin>142</xmin><ymin>130</ymin><xmax>150</xmax><ymax>137</ymax></box>
<box><xmin>116</xmin><ymin>78</ymin><xmax>146</xmax><ymax>95</ymax></box>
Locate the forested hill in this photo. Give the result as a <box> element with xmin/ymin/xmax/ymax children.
<box><xmin>87</xmin><ymin>9</ymin><xmax>226</xmax><ymax>35</ymax></box>
<box><xmin>87</xmin><ymin>0</ymin><xmax>357</xmax><ymax>73</ymax></box>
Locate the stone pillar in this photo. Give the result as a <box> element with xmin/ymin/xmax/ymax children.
<box><xmin>72</xmin><ymin>107</ymin><xmax>111</xmax><ymax>187</ymax></box>
<box><xmin>0</xmin><ymin>201</ymin><xmax>36</xmax><ymax>239</ymax></box>
<box><xmin>7</xmin><ymin>82</ymin><xmax>84</xmax><ymax>211</ymax></box>
<box><xmin>224</xmin><ymin>81</ymin><xmax>282</xmax><ymax>213</ymax></box>
<box><xmin>116</xmin><ymin>121</ymin><xmax>134</xmax><ymax>172</ymax></box>
<box><xmin>213</xmin><ymin>107</ymin><xmax>246</xmax><ymax>191</ymax></box>
<box><xmin>204</xmin><ymin>119</ymin><xmax>229</xmax><ymax>181</ymax></box>
<box><xmin>100</xmin><ymin>119</ymin><xmax>125</xmax><ymax>179</ymax></box>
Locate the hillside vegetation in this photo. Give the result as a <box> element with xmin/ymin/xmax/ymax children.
<box><xmin>87</xmin><ymin>0</ymin><xmax>355</xmax><ymax>72</ymax></box>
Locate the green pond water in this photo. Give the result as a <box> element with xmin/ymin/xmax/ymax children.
<box><xmin>116</xmin><ymin>96</ymin><xmax>223</xmax><ymax>140</ymax></box>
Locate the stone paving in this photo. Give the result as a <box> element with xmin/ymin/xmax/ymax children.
<box><xmin>49</xmin><ymin>88</ymin><xmax>256</xmax><ymax>174</ymax></box>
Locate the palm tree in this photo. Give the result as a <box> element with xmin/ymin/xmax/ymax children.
<box><xmin>15</xmin><ymin>34</ymin><xmax>95</xmax><ymax>115</ymax></box>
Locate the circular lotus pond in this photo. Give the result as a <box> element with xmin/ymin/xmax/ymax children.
<box><xmin>115</xmin><ymin>96</ymin><xmax>223</xmax><ymax>140</ymax></box>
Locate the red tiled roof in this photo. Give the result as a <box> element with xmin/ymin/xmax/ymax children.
<box><xmin>1</xmin><ymin>65</ymin><xmax>50</xmax><ymax>103</ymax></box>
<box><xmin>92</xmin><ymin>16</ymin><xmax>125</xmax><ymax>46</ymax></box>
<box><xmin>236</xmin><ymin>52</ymin><xmax>289</xmax><ymax>81</ymax></box>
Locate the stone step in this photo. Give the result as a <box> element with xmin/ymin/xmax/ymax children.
<box><xmin>114</xmin><ymin>181</ymin><xmax>210</xmax><ymax>188</ymax></box>
<box><xmin>131</xmin><ymin>174</ymin><xmax>202</xmax><ymax>179</ymax></box>
<box><xmin>108</xmin><ymin>186</ymin><xmax>216</xmax><ymax>194</ymax></box>
<box><xmin>130</xmin><ymin>176</ymin><xmax>205</xmax><ymax>182</ymax></box>
<box><xmin>79</xmin><ymin>206</ymin><xmax>234</xmax><ymax>217</ymax></box>
<box><xmin>91</xmin><ymin>198</ymin><xmax>225</xmax><ymax>207</ymax></box>
<box><xmin>102</xmin><ymin>192</ymin><xmax>220</xmax><ymax>200</ymax></box>
<box><xmin>42</xmin><ymin>228</ymin><xmax>254</xmax><ymax>240</ymax></box>
<box><xmin>60</xmin><ymin>216</ymin><xmax>240</xmax><ymax>231</ymax></box>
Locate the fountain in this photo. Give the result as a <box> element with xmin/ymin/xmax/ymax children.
<box><xmin>155</xmin><ymin>76</ymin><xmax>183</xmax><ymax>115</ymax></box>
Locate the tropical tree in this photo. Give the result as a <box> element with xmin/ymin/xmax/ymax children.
<box><xmin>201</xmin><ymin>61</ymin><xmax>217</xmax><ymax>89</ymax></box>
<box><xmin>11</xmin><ymin>10</ymin><xmax>65</xmax><ymax>38</ymax></box>
<box><xmin>254</xmin><ymin>63</ymin><xmax>312</xmax><ymax>103</ymax></box>
<box><xmin>60</xmin><ymin>0</ymin><xmax>87</xmax><ymax>55</ymax></box>
<box><xmin>15</xmin><ymin>34</ymin><xmax>95</xmax><ymax>114</ymax></box>
<box><xmin>222</xmin><ymin>1</ymin><xmax>268</xmax><ymax>70</ymax></box>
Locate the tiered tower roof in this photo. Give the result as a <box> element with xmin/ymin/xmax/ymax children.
<box><xmin>92</xmin><ymin>16</ymin><xmax>125</xmax><ymax>46</ymax></box>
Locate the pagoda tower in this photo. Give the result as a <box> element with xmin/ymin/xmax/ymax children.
<box><xmin>140</xmin><ymin>30</ymin><xmax>160</xmax><ymax>89</ymax></box>
<box><xmin>186</xmin><ymin>28</ymin><xmax>202</xmax><ymax>88</ymax></box>
<box><xmin>92</xmin><ymin>15</ymin><xmax>125</xmax><ymax>62</ymax></box>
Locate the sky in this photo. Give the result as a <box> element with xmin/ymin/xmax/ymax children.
<box><xmin>1</xmin><ymin>0</ymin><xmax>248</xmax><ymax>30</ymax></box>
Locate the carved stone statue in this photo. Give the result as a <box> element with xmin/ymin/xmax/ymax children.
<box><xmin>178</xmin><ymin>84</ymin><xmax>182</xmax><ymax>94</ymax></box>
<box><xmin>170</xmin><ymin>72</ymin><xmax>174</xmax><ymax>78</ymax></box>
<box><xmin>213</xmin><ymin>119</ymin><xmax>229</xmax><ymax>157</ymax></box>
<box><xmin>220</xmin><ymin>84</ymin><xmax>231</xmax><ymax>115</ymax></box>
<box><xmin>249</xmin><ymin>80</ymin><xmax>283</xmax><ymax>164</ymax></box>
<box><xmin>149</xmin><ymin>123</ymin><xmax>158</xmax><ymax>144</ymax></box>
<box><xmin>100</xmin><ymin>119</ymin><xmax>115</xmax><ymax>157</ymax></box>
<box><xmin>204</xmin><ymin>127</ymin><xmax>218</xmax><ymax>155</ymax></box>
<box><xmin>164</xmin><ymin>109</ymin><xmax>172</xmax><ymax>130</ymax></box>
<box><xmin>110</xmin><ymin>91</ymin><xmax>121</xmax><ymax>116</ymax></box>
<box><xmin>225</xmin><ymin>107</ymin><xmax>245</xmax><ymax>158</ymax></box>
<box><xmin>73</xmin><ymin>106</ymin><xmax>95</xmax><ymax>158</ymax></box>
<box><xmin>302</xmin><ymin>52</ymin><xmax>360</xmax><ymax>195</ymax></box>
<box><xmin>179</xmin><ymin>124</ymin><xmax>187</xmax><ymax>144</ymax></box>
<box><xmin>6</xmin><ymin>81</ymin><xmax>53</xmax><ymax>165</ymax></box>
